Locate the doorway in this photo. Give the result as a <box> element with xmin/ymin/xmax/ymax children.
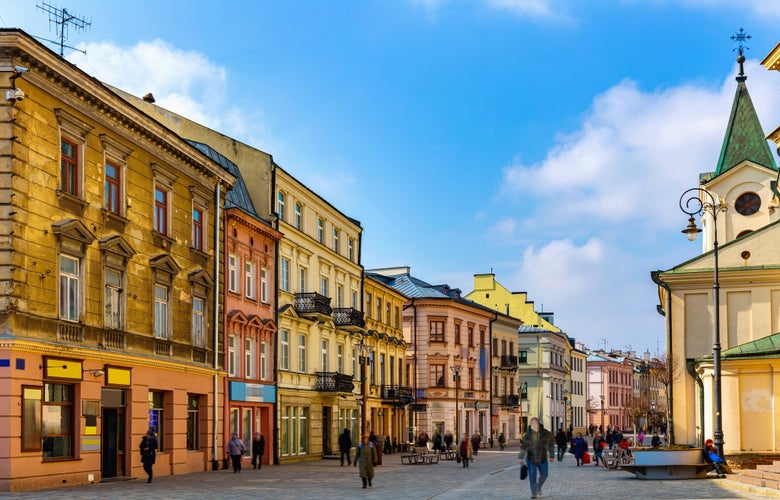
<box><xmin>322</xmin><ymin>406</ymin><xmax>332</xmax><ymax>455</ymax></box>
<box><xmin>101</xmin><ymin>388</ymin><xmax>126</xmax><ymax>479</ymax></box>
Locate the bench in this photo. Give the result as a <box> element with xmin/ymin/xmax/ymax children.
<box><xmin>400</xmin><ymin>447</ymin><xmax>440</xmax><ymax>465</ymax></box>
<box><xmin>440</xmin><ymin>450</ymin><xmax>457</xmax><ymax>460</ymax></box>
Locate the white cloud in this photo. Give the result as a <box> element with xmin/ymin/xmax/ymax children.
<box><xmin>500</xmin><ymin>60</ymin><xmax>780</xmax><ymax>231</ymax></box>
<box><xmin>489</xmin><ymin>217</ymin><xmax>518</xmax><ymax>240</ymax></box>
<box><xmin>68</xmin><ymin>39</ymin><xmax>267</xmax><ymax>145</ymax></box>
<box><xmin>484</xmin><ymin>0</ymin><xmax>564</xmax><ymax>20</ymax></box>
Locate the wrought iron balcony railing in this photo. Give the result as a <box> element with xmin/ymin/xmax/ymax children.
<box><xmin>500</xmin><ymin>355</ymin><xmax>518</xmax><ymax>368</ymax></box>
<box><xmin>294</xmin><ymin>292</ymin><xmax>333</xmax><ymax>316</ymax></box>
<box><xmin>380</xmin><ymin>385</ymin><xmax>414</xmax><ymax>404</ymax></box>
<box><xmin>315</xmin><ymin>371</ymin><xmax>355</xmax><ymax>393</ymax></box>
<box><xmin>501</xmin><ymin>394</ymin><xmax>519</xmax><ymax>407</ymax></box>
<box><xmin>333</xmin><ymin>307</ymin><xmax>365</xmax><ymax>327</ymax></box>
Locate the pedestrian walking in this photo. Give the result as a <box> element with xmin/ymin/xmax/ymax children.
<box><xmin>140</xmin><ymin>430</ymin><xmax>158</xmax><ymax>483</ymax></box>
<box><xmin>592</xmin><ymin>432</ymin><xmax>605</xmax><ymax>466</ymax></box>
<box><xmin>498</xmin><ymin>432</ymin><xmax>506</xmax><ymax>450</ymax></box>
<box><xmin>251</xmin><ymin>433</ymin><xmax>265</xmax><ymax>470</ymax></box>
<box><xmin>354</xmin><ymin>434</ymin><xmax>377</xmax><ymax>488</ymax></box>
<box><xmin>384</xmin><ymin>435</ymin><xmax>392</xmax><ymax>455</ymax></box>
<box><xmin>518</xmin><ymin>418</ymin><xmax>555</xmax><ymax>500</ymax></box>
<box><xmin>470</xmin><ymin>432</ymin><xmax>481</xmax><ymax>456</ymax></box>
<box><xmin>433</xmin><ymin>430</ymin><xmax>443</xmax><ymax>452</ymax></box>
<box><xmin>227</xmin><ymin>432</ymin><xmax>247</xmax><ymax>473</ymax></box>
<box><xmin>338</xmin><ymin>428</ymin><xmax>352</xmax><ymax>466</ymax></box>
<box><xmin>459</xmin><ymin>432</ymin><xmax>473</xmax><ymax>467</ymax></box>
<box><xmin>554</xmin><ymin>427</ymin><xmax>567</xmax><ymax>462</ymax></box>
<box><xmin>572</xmin><ymin>432</ymin><xmax>588</xmax><ymax>466</ymax></box>
<box><xmin>444</xmin><ymin>430</ymin><xmax>454</xmax><ymax>451</ymax></box>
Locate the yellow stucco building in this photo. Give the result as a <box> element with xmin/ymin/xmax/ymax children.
<box><xmin>0</xmin><ymin>29</ymin><xmax>234</xmax><ymax>490</ymax></box>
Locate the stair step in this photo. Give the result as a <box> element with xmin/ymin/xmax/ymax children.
<box><xmin>740</xmin><ymin>469</ymin><xmax>780</xmax><ymax>480</ymax></box>
<box><xmin>734</xmin><ymin>471</ymin><xmax>780</xmax><ymax>490</ymax></box>
<box><xmin>757</xmin><ymin>464</ymin><xmax>780</xmax><ymax>473</ymax></box>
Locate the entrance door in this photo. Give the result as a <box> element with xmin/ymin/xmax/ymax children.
<box><xmin>101</xmin><ymin>408</ymin><xmax>126</xmax><ymax>478</ymax></box>
<box><xmin>322</xmin><ymin>406</ymin><xmax>331</xmax><ymax>455</ymax></box>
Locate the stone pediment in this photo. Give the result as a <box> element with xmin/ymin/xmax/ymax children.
<box><xmin>149</xmin><ymin>254</ymin><xmax>181</xmax><ymax>276</ymax></box>
<box><xmin>188</xmin><ymin>268</ymin><xmax>213</xmax><ymax>288</ymax></box>
<box><xmin>51</xmin><ymin>219</ymin><xmax>96</xmax><ymax>256</ymax></box>
<box><xmin>99</xmin><ymin>235</ymin><xmax>136</xmax><ymax>267</ymax></box>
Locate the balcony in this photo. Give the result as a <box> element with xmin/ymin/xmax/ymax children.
<box><xmin>58</xmin><ymin>321</ymin><xmax>84</xmax><ymax>343</ymax></box>
<box><xmin>500</xmin><ymin>394</ymin><xmax>520</xmax><ymax>407</ymax></box>
<box><xmin>315</xmin><ymin>372</ymin><xmax>355</xmax><ymax>393</ymax></box>
<box><xmin>380</xmin><ymin>385</ymin><xmax>414</xmax><ymax>406</ymax></box>
<box><xmin>333</xmin><ymin>307</ymin><xmax>365</xmax><ymax>329</ymax></box>
<box><xmin>294</xmin><ymin>292</ymin><xmax>333</xmax><ymax>317</ymax></box>
<box><xmin>500</xmin><ymin>355</ymin><xmax>518</xmax><ymax>369</ymax></box>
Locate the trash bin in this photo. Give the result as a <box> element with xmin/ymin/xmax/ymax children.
<box><xmin>376</xmin><ymin>440</ymin><xmax>383</xmax><ymax>466</ymax></box>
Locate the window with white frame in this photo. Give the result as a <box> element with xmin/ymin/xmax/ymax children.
<box><xmin>280</xmin><ymin>330</ymin><xmax>290</xmax><ymax>370</ymax></box>
<box><xmin>317</xmin><ymin>218</ymin><xmax>323</xmax><ymax>243</ymax></box>
<box><xmin>154</xmin><ymin>284</ymin><xmax>170</xmax><ymax>339</ymax></box>
<box><xmin>336</xmin><ymin>285</ymin><xmax>344</xmax><ymax>308</ymax></box>
<box><xmin>337</xmin><ymin>344</ymin><xmax>344</xmax><ymax>373</ymax></box>
<box><xmin>352</xmin><ymin>347</ymin><xmax>357</xmax><ymax>379</ymax></box>
<box><xmin>333</xmin><ymin>229</ymin><xmax>339</xmax><ymax>253</ymax></box>
<box><xmin>245</xmin><ymin>260</ymin><xmax>257</xmax><ymax>299</ymax></box>
<box><xmin>192</xmin><ymin>205</ymin><xmax>205</xmax><ymax>251</ymax></box>
<box><xmin>192</xmin><ymin>297</ymin><xmax>206</xmax><ymax>347</ymax></box>
<box><xmin>154</xmin><ymin>185</ymin><xmax>170</xmax><ymax>236</ymax></box>
<box><xmin>245</xmin><ymin>337</ymin><xmax>257</xmax><ymax>379</ymax></box>
<box><xmin>298</xmin><ymin>334</ymin><xmax>307</xmax><ymax>373</ymax></box>
<box><xmin>260</xmin><ymin>341</ymin><xmax>269</xmax><ymax>380</ymax></box>
<box><xmin>59</xmin><ymin>255</ymin><xmax>80</xmax><ymax>322</ymax></box>
<box><xmin>228</xmin><ymin>254</ymin><xmax>239</xmax><ymax>293</ymax></box>
<box><xmin>277</xmin><ymin>191</ymin><xmax>285</xmax><ymax>221</ymax></box>
<box><xmin>321</xmin><ymin>339</ymin><xmax>328</xmax><ymax>371</ymax></box>
<box><xmin>320</xmin><ymin>277</ymin><xmax>329</xmax><ymax>297</ymax></box>
<box><xmin>260</xmin><ymin>267</ymin><xmax>269</xmax><ymax>303</ymax></box>
<box><xmin>228</xmin><ymin>334</ymin><xmax>237</xmax><ymax>376</ymax></box>
<box><xmin>351</xmin><ymin>290</ymin><xmax>357</xmax><ymax>308</ymax></box>
<box><xmin>104</xmin><ymin>268</ymin><xmax>122</xmax><ymax>329</ymax></box>
<box><xmin>348</xmin><ymin>238</ymin><xmax>354</xmax><ymax>262</ymax></box>
<box><xmin>294</xmin><ymin>202</ymin><xmax>302</xmax><ymax>230</ymax></box>
<box><xmin>299</xmin><ymin>267</ymin><xmax>307</xmax><ymax>293</ymax></box>
<box><xmin>280</xmin><ymin>258</ymin><xmax>290</xmax><ymax>292</ymax></box>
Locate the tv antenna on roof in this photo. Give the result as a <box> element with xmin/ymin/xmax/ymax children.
<box><xmin>36</xmin><ymin>1</ymin><xmax>91</xmax><ymax>57</ymax></box>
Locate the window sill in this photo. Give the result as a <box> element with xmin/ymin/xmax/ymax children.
<box><xmin>152</xmin><ymin>231</ymin><xmax>175</xmax><ymax>250</ymax></box>
<box><xmin>102</xmin><ymin>210</ymin><xmax>128</xmax><ymax>232</ymax></box>
<box><xmin>190</xmin><ymin>247</ymin><xmax>211</xmax><ymax>264</ymax></box>
<box><xmin>56</xmin><ymin>190</ymin><xmax>87</xmax><ymax>215</ymax></box>
<box><xmin>42</xmin><ymin>456</ymin><xmax>82</xmax><ymax>463</ymax></box>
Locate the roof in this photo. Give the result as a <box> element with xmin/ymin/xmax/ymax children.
<box><xmin>697</xmin><ymin>332</ymin><xmax>780</xmax><ymax>361</ymax></box>
<box><xmin>713</xmin><ymin>77</ymin><xmax>777</xmax><ymax>176</ymax></box>
<box><xmin>187</xmin><ymin>140</ymin><xmax>265</xmax><ymax>222</ymax></box>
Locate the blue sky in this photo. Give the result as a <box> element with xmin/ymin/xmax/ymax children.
<box><xmin>5</xmin><ymin>1</ymin><xmax>780</xmax><ymax>355</ymax></box>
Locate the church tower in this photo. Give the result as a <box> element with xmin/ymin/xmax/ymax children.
<box><xmin>698</xmin><ymin>35</ymin><xmax>778</xmax><ymax>253</ymax></box>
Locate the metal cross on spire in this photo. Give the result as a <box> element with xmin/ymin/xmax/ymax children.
<box><xmin>731</xmin><ymin>28</ymin><xmax>751</xmax><ymax>81</ymax></box>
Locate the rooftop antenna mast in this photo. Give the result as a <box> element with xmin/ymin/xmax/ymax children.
<box><xmin>36</xmin><ymin>2</ymin><xmax>91</xmax><ymax>57</ymax></box>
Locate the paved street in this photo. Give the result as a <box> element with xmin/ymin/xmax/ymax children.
<box><xmin>4</xmin><ymin>449</ymin><xmax>779</xmax><ymax>499</ymax></box>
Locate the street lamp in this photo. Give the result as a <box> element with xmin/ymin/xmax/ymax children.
<box><xmin>680</xmin><ymin>187</ymin><xmax>727</xmax><ymax>458</ymax></box>
<box><xmin>357</xmin><ymin>337</ymin><xmax>373</xmax><ymax>439</ymax></box>
<box><xmin>450</xmin><ymin>365</ymin><xmax>463</xmax><ymax>440</ymax></box>
<box><xmin>600</xmin><ymin>395</ymin><xmax>605</xmax><ymax>431</ymax></box>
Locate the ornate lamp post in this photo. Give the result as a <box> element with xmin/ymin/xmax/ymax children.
<box><xmin>600</xmin><ymin>394</ymin><xmax>605</xmax><ymax>431</ymax></box>
<box><xmin>450</xmin><ymin>365</ymin><xmax>463</xmax><ymax>440</ymax></box>
<box><xmin>357</xmin><ymin>338</ymin><xmax>373</xmax><ymax>438</ymax></box>
<box><xmin>680</xmin><ymin>187</ymin><xmax>727</xmax><ymax>458</ymax></box>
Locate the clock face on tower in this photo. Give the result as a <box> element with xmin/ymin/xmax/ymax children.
<box><xmin>735</xmin><ymin>192</ymin><xmax>761</xmax><ymax>216</ymax></box>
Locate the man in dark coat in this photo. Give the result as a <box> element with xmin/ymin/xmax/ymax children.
<box><xmin>554</xmin><ymin>427</ymin><xmax>568</xmax><ymax>462</ymax></box>
<box><xmin>339</xmin><ymin>428</ymin><xmax>353</xmax><ymax>466</ymax></box>
<box><xmin>140</xmin><ymin>430</ymin><xmax>158</xmax><ymax>483</ymax></box>
<box><xmin>518</xmin><ymin>418</ymin><xmax>555</xmax><ymax>499</ymax></box>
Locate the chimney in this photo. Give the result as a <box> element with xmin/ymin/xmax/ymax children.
<box><xmin>143</xmin><ymin>92</ymin><xmax>156</xmax><ymax>103</ymax></box>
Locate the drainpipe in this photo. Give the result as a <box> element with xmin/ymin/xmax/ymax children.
<box><xmin>488</xmin><ymin>312</ymin><xmax>496</xmax><ymax>446</ymax></box>
<box><xmin>212</xmin><ymin>180</ymin><xmax>221</xmax><ymax>470</ymax></box>
<box><xmin>686</xmin><ymin>360</ymin><xmax>705</xmax><ymax>448</ymax></box>
<box><xmin>404</xmin><ymin>298</ymin><xmax>417</xmax><ymax>442</ymax></box>
<box><xmin>270</xmin><ymin>161</ymin><xmax>280</xmax><ymax>464</ymax></box>
<box><xmin>651</xmin><ymin>270</ymin><xmax>674</xmax><ymax>444</ymax></box>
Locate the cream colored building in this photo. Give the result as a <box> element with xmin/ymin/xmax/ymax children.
<box><xmin>489</xmin><ymin>313</ymin><xmax>524</xmax><ymax>442</ymax></box>
<box><xmin>653</xmin><ymin>51</ymin><xmax>780</xmax><ymax>452</ymax></box>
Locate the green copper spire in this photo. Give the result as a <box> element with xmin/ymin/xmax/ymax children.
<box><xmin>715</xmin><ymin>29</ymin><xmax>778</xmax><ymax>176</ymax></box>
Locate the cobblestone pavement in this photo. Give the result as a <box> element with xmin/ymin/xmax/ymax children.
<box><xmin>4</xmin><ymin>449</ymin><xmax>780</xmax><ymax>499</ymax></box>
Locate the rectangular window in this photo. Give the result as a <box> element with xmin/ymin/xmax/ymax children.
<box><xmin>379</xmin><ymin>353</ymin><xmax>385</xmax><ymax>387</ymax></box>
<box><xmin>154</xmin><ymin>186</ymin><xmax>169</xmax><ymax>235</ymax></box>
<box><xmin>59</xmin><ymin>255</ymin><xmax>79</xmax><ymax>322</ymax></box>
<box><xmin>299</xmin><ymin>268</ymin><xmax>307</xmax><ymax>293</ymax></box>
<box><xmin>493</xmin><ymin>337</ymin><xmax>498</xmax><ymax>354</ymax></box>
<box><xmin>104</xmin><ymin>268</ymin><xmax>122</xmax><ymax>329</ymax></box>
<box><xmin>260</xmin><ymin>268</ymin><xmax>269</xmax><ymax>303</ymax></box>
<box><xmin>105</xmin><ymin>160</ymin><xmax>121</xmax><ymax>214</ymax></box>
<box><xmin>294</xmin><ymin>202</ymin><xmax>302</xmax><ymax>230</ymax></box>
<box><xmin>454</xmin><ymin>324</ymin><xmax>461</xmax><ymax>344</ymax></box>
<box><xmin>390</xmin><ymin>356</ymin><xmax>395</xmax><ymax>385</ymax></box>
<box><xmin>42</xmin><ymin>383</ymin><xmax>73</xmax><ymax>458</ymax></box>
<box><xmin>386</xmin><ymin>303</ymin><xmax>391</xmax><ymax>326</ymax></box>
<box><xmin>245</xmin><ymin>261</ymin><xmax>257</xmax><ymax>299</ymax></box>
<box><xmin>468</xmin><ymin>367</ymin><xmax>474</xmax><ymax>390</ymax></box>
<box><xmin>192</xmin><ymin>206</ymin><xmax>204</xmax><ymax>251</ymax></box>
<box><xmin>154</xmin><ymin>284</ymin><xmax>169</xmax><ymax>339</ymax></box>
<box><xmin>228</xmin><ymin>254</ymin><xmax>239</xmax><ymax>293</ymax></box>
<box><xmin>22</xmin><ymin>386</ymin><xmax>42</xmax><ymax>452</ymax></box>
<box><xmin>430</xmin><ymin>364</ymin><xmax>445</xmax><ymax>388</ymax></box>
<box><xmin>186</xmin><ymin>395</ymin><xmax>199</xmax><ymax>451</ymax></box>
<box><xmin>521</xmin><ymin>382</ymin><xmax>528</xmax><ymax>398</ymax></box>
<box><xmin>337</xmin><ymin>344</ymin><xmax>344</xmax><ymax>373</ymax></box>
<box><xmin>468</xmin><ymin>327</ymin><xmax>474</xmax><ymax>346</ymax></box>
<box><xmin>192</xmin><ymin>297</ymin><xmax>205</xmax><ymax>347</ymax></box>
<box><xmin>260</xmin><ymin>341</ymin><xmax>269</xmax><ymax>380</ymax></box>
<box><xmin>519</xmin><ymin>351</ymin><xmax>528</xmax><ymax>363</ymax></box>
<box><xmin>148</xmin><ymin>391</ymin><xmax>165</xmax><ymax>452</ymax></box>
<box><xmin>60</xmin><ymin>137</ymin><xmax>79</xmax><ymax>196</ymax></box>
<box><xmin>321</xmin><ymin>340</ymin><xmax>328</xmax><ymax>371</ymax></box>
<box><xmin>376</xmin><ymin>298</ymin><xmax>381</xmax><ymax>322</ymax></box>
<box><xmin>298</xmin><ymin>334</ymin><xmax>307</xmax><ymax>373</ymax></box>
<box><xmin>320</xmin><ymin>277</ymin><xmax>329</xmax><ymax>297</ymax></box>
<box><xmin>277</xmin><ymin>191</ymin><xmax>285</xmax><ymax>221</ymax></box>
<box><xmin>333</xmin><ymin>229</ymin><xmax>339</xmax><ymax>253</ymax></box>
<box><xmin>336</xmin><ymin>285</ymin><xmax>344</xmax><ymax>308</ymax></box>
<box><xmin>317</xmin><ymin>218</ymin><xmax>323</xmax><ymax>243</ymax></box>
<box><xmin>281</xmin><ymin>330</ymin><xmax>290</xmax><ymax>370</ymax></box>
<box><xmin>395</xmin><ymin>306</ymin><xmax>400</xmax><ymax>328</ymax></box>
<box><xmin>351</xmin><ymin>290</ymin><xmax>358</xmax><ymax>308</ymax></box>
<box><xmin>280</xmin><ymin>259</ymin><xmax>290</xmax><ymax>292</ymax></box>
<box><xmin>228</xmin><ymin>334</ymin><xmax>237</xmax><ymax>377</ymax></box>
<box><xmin>245</xmin><ymin>337</ymin><xmax>257</xmax><ymax>379</ymax></box>
<box><xmin>365</xmin><ymin>293</ymin><xmax>372</xmax><ymax>318</ymax></box>
<box><xmin>352</xmin><ymin>348</ymin><xmax>357</xmax><ymax>379</ymax></box>
<box><xmin>348</xmin><ymin>238</ymin><xmax>354</xmax><ymax>262</ymax></box>
<box><xmin>281</xmin><ymin>406</ymin><xmax>309</xmax><ymax>457</ymax></box>
<box><xmin>430</xmin><ymin>320</ymin><xmax>445</xmax><ymax>342</ymax></box>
